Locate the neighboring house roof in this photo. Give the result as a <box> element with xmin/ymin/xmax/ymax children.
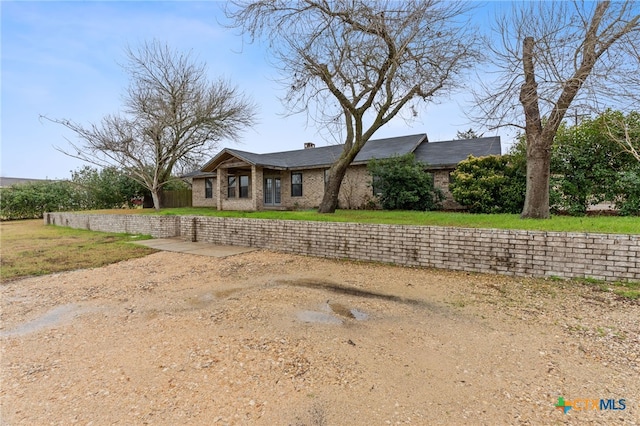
<box><xmin>0</xmin><ymin>177</ymin><xmax>53</xmax><ymax>188</ymax></box>
<box><xmin>197</xmin><ymin>133</ymin><xmax>501</xmax><ymax>174</ymax></box>
<box><xmin>413</xmin><ymin>136</ymin><xmax>502</xmax><ymax>168</ymax></box>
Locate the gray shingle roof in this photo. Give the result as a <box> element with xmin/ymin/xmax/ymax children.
<box><xmin>413</xmin><ymin>136</ymin><xmax>502</xmax><ymax>167</ymax></box>
<box><xmin>227</xmin><ymin>145</ymin><xmax>343</xmax><ymax>169</ymax></box>
<box><xmin>198</xmin><ymin>133</ymin><xmax>501</xmax><ymax>173</ymax></box>
<box><xmin>353</xmin><ymin>134</ymin><xmax>427</xmax><ymax>163</ymax></box>
<box><xmin>224</xmin><ymin>133</ymin><xmax>427</xmax><ymax>169</ymax></box>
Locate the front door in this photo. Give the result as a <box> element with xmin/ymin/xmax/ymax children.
<box><xmin>263</xmin><ymin>177</ymin><xmax>281</xmax><ymax>206</ymax></box>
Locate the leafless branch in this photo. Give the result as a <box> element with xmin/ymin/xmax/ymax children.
<box><xmin>226</xmin><ymin>0</ymin><xmax>482</xmax><ymax>212</ymax></box>
<box><xmin>44</xmin><ymin>40</ymin><xmax>257</xmax><ymax>209</ymax></box>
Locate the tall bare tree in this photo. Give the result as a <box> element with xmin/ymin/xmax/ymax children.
<box><xmin>45</xmin><ymin>41</ymin><xmax>257</xmax><ymax>209</ymax></box>
<box><xmin>227</xmin><ymin>0</ymin><xmax>481</xmax><ymax>213</ymax></box>
<box><xmin>473</xmin><ymin>1</ymin><xmax>640</xmax><ymax>218</ymax></box>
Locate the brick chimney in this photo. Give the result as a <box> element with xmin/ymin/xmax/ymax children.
<box><xmin>304</xmin><ymin>142</ymin><xmax>316</xmax><ymax>149</ymax></box>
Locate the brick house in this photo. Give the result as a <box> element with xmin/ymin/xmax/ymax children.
<box><xmin>188</xmin><ymin>133</ymin><xmax>501</xmax><ymax>211</ymax></box>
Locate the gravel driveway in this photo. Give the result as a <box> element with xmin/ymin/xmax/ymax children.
<box><xmin>1</xmin><ymin>250</ymin><xmax>638</xmax><ymax>425</ymax></box>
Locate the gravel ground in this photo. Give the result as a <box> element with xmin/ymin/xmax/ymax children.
<box><xmin>1</xmin><ymin>250</ymin><xmax>638</xmax><ymax>425</ymax></box>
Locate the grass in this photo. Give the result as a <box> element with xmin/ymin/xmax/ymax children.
<box><xmin>577</xmin><ymin>277</ymin><xmax>640</xmax><ymax>301</ymax></box>
<box><xmin>611</xmin><ymin>281</ymin><xmax>640</xmax><ymax>300</ymax></box>
<box><xmin>107</xmin><ymin>207</ymin><xmax>640</xmax><ymax>234</ymax></box>
<box><xmin>0</xmin><ymin>219</ymin><xmax>156</xmax><ymax>282</ymax></box>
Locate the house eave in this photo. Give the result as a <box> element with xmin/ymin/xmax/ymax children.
<box><xmin>201</xmin><ymin>148</ymin><xmax>258</xmax><ymax>172</ymax></box>
<box><xmin>426</xmin><ymin>164</ymin><xmax>457</xmax><ymax>171</ymax></box>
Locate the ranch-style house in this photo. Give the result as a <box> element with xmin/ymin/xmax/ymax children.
<box><xmin>187</xmin><ymin>133</ymin><xmax>501</xmax><ymax>211</ymax></box>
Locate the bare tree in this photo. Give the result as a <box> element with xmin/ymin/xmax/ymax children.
<box><xmin>227</xmin><ymin>0</ymin><xmax>481</xmax><ymax>213</ymax></box>
<box><xmin>603</xmin><ymin>110</ymin><xmax>640</xmax><ymax>163</ymax></box>
<box><xmin>472</xmin><ymin>1</ymin><xmax>640</xmax><ymax>218</ymax></box>
<box><xmin>44</xmin><ymin>41</ymin><xmax>257</xmax><ymax>210</ymax></box>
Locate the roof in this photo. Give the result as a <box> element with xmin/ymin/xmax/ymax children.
<box><xmin>0</xmin><ymin>177</ymin><xmax>53</xmax><ymax>187</ymax></box>
<box><xmin>198</xmin><ymin>133</ymin><xmax>501</xmax><ymax>173</ymax></box>
<box><xmin>413</xmin><ymin>136</ymin><xmax>502</xmax><ymax>168</ymax></box>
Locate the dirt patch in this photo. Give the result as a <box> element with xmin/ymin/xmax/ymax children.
<box><xmin>1</xmin><ymin>250</ymin><xmax>638</xmax><ymax>425</ymax></box>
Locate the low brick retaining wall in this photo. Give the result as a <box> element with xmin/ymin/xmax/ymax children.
<box><xmin>45</xmin><ymin>212</ymin><xmax>180</xmax><ymax>238</ymax></box>
<box><xmin>45</xmin><ymin>212</ymin><xmax>639</xmax><ymax>282</ymax></box>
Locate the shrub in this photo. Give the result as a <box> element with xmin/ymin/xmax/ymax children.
<box><xmin>614</xmin><ymin>167</ymin><xmax>640</xmax><ymax>216</ymax></box>
<box><xmin>0</xmin><ymin>167</ymin><xmax>151</xmax><ymax>220</ymax></box>
<box><xmin>71</xmin><ymin>166</ymin><xmax>147</xmax><ymax>209</ymax></box>
<box><xmin>450</xmin><ymin>154</ymin><xmax>526</xmax><ymax>213</ymax></box>
<box><xmin>0</xmin><ymin>181</ymin><xmax>83</xmax><ymax>220</ymax></box>
<box><xmin>367</xmin><ymin>154</ymin><xmax>442</xmax><ymax>211</ymax></box>
<box><xmin>549</xmin><ymin>111</ymin><xmax>637</xmax><ymax>215</ymax></box>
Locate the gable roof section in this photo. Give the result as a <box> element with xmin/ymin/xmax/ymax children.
<box><xmin>201</xmin><ymin>134</ymin><xmax>427</xmax><ymax>171</ymax></box>
<box><xmin>413</xmin><ymin>136</ymin><xmax>501</xmax><ymax>168</ymax></box>
<box><xmin>198</xmin><ymin>134</ymin><xmax>501</xmax><ymax>173</ymax></box>
<box><xmin>234</xmin><ymin>144</ymin><xmax>344</xmax><ymax>169</ymax></box>
<box><xmin>353</xmin><ymin>133</ymin><xmax>427</xmax><ymax>163</ymax></box>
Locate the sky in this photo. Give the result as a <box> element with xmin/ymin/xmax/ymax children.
<box><xmin>1</xmin><ymin>1</ymin><xmax>514</xmax><ymax>180</ymax></box>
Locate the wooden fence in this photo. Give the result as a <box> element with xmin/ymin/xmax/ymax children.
<box><xmin>162</xmin><ymin>190</ymin><xmax>192</xmax><ymax>208</ymax></box>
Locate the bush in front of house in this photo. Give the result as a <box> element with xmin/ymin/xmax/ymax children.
<box><xmin>367</xmin><ymin>153</ymin><xmax>443</xmax><ymax>211</ymax></box>
<box><xmin>450</xmin><ymin>154</ymin><xmax>526</xmax><ymax>214</ymax></box>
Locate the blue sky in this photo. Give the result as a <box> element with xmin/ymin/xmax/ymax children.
<box><xmin>1</xmin><ymin>1</ymin><xmax>511</xmax><ymax>180</ymax></box>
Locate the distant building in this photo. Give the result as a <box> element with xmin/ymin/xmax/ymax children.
<box><xmin>0</xmin><ymin>177</ymin><xmax>53</xmax><ymax>188</ymax></box>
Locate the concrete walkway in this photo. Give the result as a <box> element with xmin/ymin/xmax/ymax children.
<box><xmin>132</xmin><ymin>238</ymin><xmax>256</xmax><ymax>258</ymax></box>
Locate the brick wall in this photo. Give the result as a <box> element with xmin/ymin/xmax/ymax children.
<box><xmin>194</xmin><ymin>165</ymin><xmax>450</xmax><ymax>211</ymax></box>
<box><xmin>279</xmin><ymin>169</ymin><xmax>325</xmax><ymax>209</ymax></box>
<box><xmin>45</xmin><ymin>212</ymin><xmax>639</xmax><ymax>282</ymax></box>
<box><xmin>192</xmin><ymin>178</ymin><xmax>216</xmax><ymax>208</ymax></box>
<box><xmin>44</xmin><ymin>212</ymin><xmax>181</xmax><ymax>238</ymax></box>
<box><xmin>339</xmin><ymin>165</ymin><xmax>376</xmax><ymax>209</ymax></box>
<box><xmin>432</xmin><ymin>169</ymin><xmax>463</xmax><ymax>210</ymax></box>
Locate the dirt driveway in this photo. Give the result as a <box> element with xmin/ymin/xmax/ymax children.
<box><xmin>1</xmin><ymin>250</ymin><xmax>638</xmax><ymax>425</ymax></box>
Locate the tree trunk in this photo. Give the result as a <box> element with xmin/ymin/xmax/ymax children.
<box><xmin>151</xmin><ymin>190</ymin><xmax>161</xmax><ymax>211</ymax></box>
<box><xmin>150</xmin><ymin>185</ymin><xmax>164</xmax><ymax>210</ymax></box>
<box><xmin>519</xmin><ymin>36</ymin><xmax>551</xmax><ymax>219</ymax></box>
<box><xmin>318</xmin><ymin>158</ymin><xmax>351</xmax><ymax>213</ymax></box>
<box><xmin>521</xmin><ymin>136</ymin><xmax>551</xmax><ymax>219</ymax></box>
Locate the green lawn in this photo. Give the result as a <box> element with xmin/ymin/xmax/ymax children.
<box><xmin>0</xmin><ymin>219</ymin><xmax>155</xmax><ymax>282</ymax></box>
<box><xmin>126</xmin><ymin>207</ymin><xmax>640</xmax><ymax>234</ymax></box>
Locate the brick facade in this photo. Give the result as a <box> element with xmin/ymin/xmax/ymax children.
<box><xmin>194</xmin><ymin>165</ymin><xmax>378</xmax><ymax>210</ymax></box>
<box><xmin>45</xmin><ymin>212</ymin><xmax>639</xmax><ymax>283</ymax></box>
<box><xmin>432</xmin><ymin>169</ymin><xmax>463</xmax><ymax>210</ymax></box>
<box><xmin>192</xmin><ymin>165</ymin><xmax>453</xmax><ymax>210</ymax></box>
<box><xmin>192</xmin><ymin>177</ymin><xmax>217</xmax><ymax>208</ymax></box>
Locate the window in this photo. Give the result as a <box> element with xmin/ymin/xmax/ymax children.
<box><xmin>227</xmin><ymin>174</ymin><xmax>249</xmax><ymax>198</ymax></box>
<box><xmin>372</xmin><ymin>175</ymin><xmax>382</xmax><ymax>196</ymax></box>
<box><xmin>239</xmin><ymin>175</ymin><xmax>249</xmax><ymax>198</ymax></box>
<box><xmin>205</xmin><ymin>178</ymin><xmax>213</xmax><ymax>199</ymax></box>
<box><xmin>227</xmin><ymin>176</ymin><xmax>236</xmax><ymax>198</ymax></box>
<box><xmin>324</xmin><ymin>169</ymin><xmax>330</xmax><ymax>188</ymax></box>
<box><xmin>291</xmin><ymin>172</ymin><xmax>303</xmax><ymax>197</ymax></box>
